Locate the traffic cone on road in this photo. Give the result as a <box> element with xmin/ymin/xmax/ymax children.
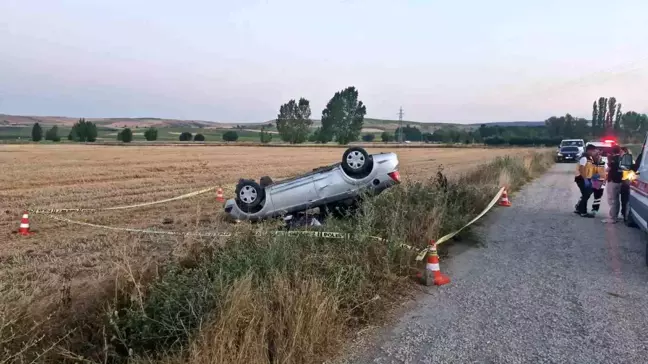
<box><xmin>18</xmin><ymin>212</ymin><xmax>32</xmax><ymax>236</ymax></box>
<box><xmin>498</xmin><ymin>188</ymin><xmax>512</xmax><ymax>207</ymax></box>
<box><xmin>424</xmin><ymin>240</ymin><xmax>450</xmax><ymax>286</ymax></box>
<box><xmin>216</xmin><ymin>188</ymin><xmax>225</xmax><ymax>203</ymax></box>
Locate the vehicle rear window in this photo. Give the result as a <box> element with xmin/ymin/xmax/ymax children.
<box><xmin>560</xmin><ymin>147</ymin><xmax>579</xmax><ymax>152</ymax></box>
<box><xmin>599</xmin><ymin>147</ymin><xmax>613</xmax><ymax>156</ymax></box>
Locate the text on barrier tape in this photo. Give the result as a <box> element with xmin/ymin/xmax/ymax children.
<box><xmin>42</xmin><ymin>214</ymin><xmax>352</xmax><ymax>240</ymax></box>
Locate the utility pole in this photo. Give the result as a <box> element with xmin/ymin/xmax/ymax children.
<box><xmin>398</xmin><ymin>106</ymin><xmax>404</xmax><ymax>143</ymax></box>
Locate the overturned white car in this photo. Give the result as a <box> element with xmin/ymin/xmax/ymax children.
<box><xmin>224</xmin><ymin>147</ymin><xmax>401</xmax><ymax>221</ymax></box>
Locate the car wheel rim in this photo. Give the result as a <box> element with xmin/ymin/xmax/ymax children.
<box><xmin>346</xmin><ymin>151</ymin><xmax>365</xmax><ymax>170</ymax></box>
<box><xmin>239</xmin><ymin>185</ymin><xmax>257</xmax><ymax>204</ymax></box>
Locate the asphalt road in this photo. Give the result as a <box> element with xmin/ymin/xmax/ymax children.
<box><xmin>343</xmin><ymin>163</ymin><xmax>648</xmax><ymax>364</ymax></box>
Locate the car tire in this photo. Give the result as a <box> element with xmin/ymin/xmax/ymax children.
<box><xmin>342</xmin><ymin>147</ymin><xmax>373</xmax><ymax>178</ymax></box>
<box><xmin>625</xmin><ymin>208</ymin><xmax>639</xmax><ymax>228</ymax></box>
<box><xmin>235</xmin><ymin>179</ymin><xmax>265</xmax><ymax>213</ymax></box>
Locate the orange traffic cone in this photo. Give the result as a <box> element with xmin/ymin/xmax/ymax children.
<box><xmin>498</xmin><ymin>188</ymin><xmax>512</xmax><ymax>207</ymax></box>
<box><xmin>424</xmin><ymin>240</ymin><xmax>450</xmax><ymax>286</ymax></box>
<box><xmin>18</xmin><ymin>212</ymin><xmax>32</xmax><ymax>236</ymax></box>
<box><xmin>216</xmin><ymin>188</ymin><xmax>225</xmax><ymax>203</ymax></box>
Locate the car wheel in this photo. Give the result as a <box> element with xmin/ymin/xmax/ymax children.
<box><xmin>342</xmin><ymin>147</ymin><xmax>373</xmax><ymax>178</ymax></box>
<box><xmin>625</xmin><ymin>208</ymin><xmax>639</xmax><ymax>228</ymax></box>
<box><xmin>235</xmin><ymin>179</ymin><xmax>265</xmax><ymax>213</ymax></box>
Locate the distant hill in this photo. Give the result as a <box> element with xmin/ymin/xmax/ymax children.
<box><xmin>0</xmin><ymin>113</ymin><xmax>545</xmax><ymax>132</ymax></box>
<box><xmin>0</xmin><ymin>114</ymin><xmax>220</xmax><ymax>129</ymax></box>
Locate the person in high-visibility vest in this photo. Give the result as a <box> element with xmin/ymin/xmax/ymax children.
<box><xmin>574</xmin><ymin>144</ymin><xmax>597</xmax><ymax>218</ymax></box>
<box><xmin>590</xmin><ymin>152</ymin><xmax>607</xmax><ymax>215</ymax></box>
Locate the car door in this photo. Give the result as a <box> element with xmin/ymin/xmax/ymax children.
<box><xmin>312</xmin><ymin>166</ymin><xmax>354</xmax><ymax>204</ymax></box>
<box><xmin>267</xmin><ymin>175</ymin><xmax>318</xmax><ymax>215</ymax></box>
<box><xmin>629</xmin><ymin>133</ymin><xmax>648</xmax><ymax>230</ymax></box>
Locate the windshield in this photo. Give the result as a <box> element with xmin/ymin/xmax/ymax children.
<box><xmin>561</xmin><ymin>140</ymin><xmax>583</xmax><ymax>147</ymax></box>
<box><xmin>560</xmin><ymin>147</ymin><xmax>579</xmax><ymax>152</ymax></box>
<box><xmin>597</xmin><ymin>147</ymin><xmax>613</xmax><ymax>157</ymax></box>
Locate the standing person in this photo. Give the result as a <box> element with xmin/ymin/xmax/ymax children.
<box><xmin>574</xmin><ymin>144</ymin><xmax>596</xmax><ymax>218</ymax></box>
<box><xmin>620</xmin><ymin>147</ymin><xmax>633</xmax><ymax>222</ymax></box>
<box><xmin>604</xmin><ymin>145</ymin><xmax>623</xmax><ymax>223</ymax></box>
<box><xmin>590</xmin><ymin>151</ymin><xmax>606</xmax><ymax>215</ymax></box>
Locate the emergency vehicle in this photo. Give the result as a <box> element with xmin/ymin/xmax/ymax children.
<box><xmin>585</xmin><ymin>138</ymin><xmax>618</xmax><ymax>169</ymax></box>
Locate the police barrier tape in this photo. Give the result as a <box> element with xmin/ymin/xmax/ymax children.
<box><xmin>415</xmin><ymin>186</ymin><xmax>506</xmax><ymax>261</ymax></box>
<box><xmin>29</xmin><ymin>186</ymin><xmax>218</xmax><ymax>214</ymax></box>
<box><xmin>37</xmin><ymin>187</ymin><xmax>506</xmax><ymax>251</ymax></box>
<box><xmin>42</xmin><ymin>214</ymin><xmax>352</xmax><ymax>239</ymax></box>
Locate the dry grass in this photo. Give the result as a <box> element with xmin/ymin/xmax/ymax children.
<box><xmin>0</xmin><ymin>144</ymin><xmax>533</xmax><ymax>300</ymax></box>
<box><xmin>0</xmin><ymin>144</ymin><xmax>547</xmax><ymax>363</ymax></box>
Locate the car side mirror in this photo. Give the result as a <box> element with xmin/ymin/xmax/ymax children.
<box><xmin>619</xmin><ymin>154</ymin><xmax>634</xmax><ymax>170</ymax></box>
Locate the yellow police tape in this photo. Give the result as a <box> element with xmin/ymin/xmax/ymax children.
<box><xmin>29</xmin><ymin>186</ymin><xmax>218</xmax><ymax>214</ymax></box>
<box><xmin>43</xmin><ymin>214</ymin><xmax>352</xmax><ymax>239</ymax></box>
<box><xmin>414</xmin><ymin>186</ymin><xmax>505</xmax><ymax>261</ymax></box>
<box><xmin>38</xmin><ymin>186</ymin><xmax>505</xmax><ymax>252</ymax></box>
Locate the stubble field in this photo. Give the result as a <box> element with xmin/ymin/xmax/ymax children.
<box><xmin>0</xmin><ymin>144</ymin><xmax>530</xmax><ymax>314</ymax></box>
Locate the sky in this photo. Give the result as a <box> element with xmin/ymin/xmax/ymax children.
<box><xmin>1</xmin><ymin>0</ymin><xmax>647</xmax><ymax>123</ymax></box>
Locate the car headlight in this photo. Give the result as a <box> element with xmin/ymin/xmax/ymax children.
<box><xmin>557</xmin><ymin>153</ymin><xmax>563</xmax><ymax>156</ymax></box>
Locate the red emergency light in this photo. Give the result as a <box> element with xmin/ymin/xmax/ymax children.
<box><xmin>601</xmin><ymin>137</ymin><xmax>617</xmax><ymax>145</ymax></box>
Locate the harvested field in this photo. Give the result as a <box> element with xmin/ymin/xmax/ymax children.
<box><xmin>0</xmin><ymin>144</ymin><xmax>544</xmax><ymax>362</ymax></box>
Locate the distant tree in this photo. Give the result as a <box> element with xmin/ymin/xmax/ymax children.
<box><xmin>144</xmin><ymin>127</ymin><xmax>158</xmax><ymax>141</ymax></box>
<box><xmin>31</xmin><ymin>123</ymin><xmax>42</xmax><ymax>142</ymax></box>
<box><xmin>308</xmin><ymin>128</ymin><xmax>321</xmax><ymax>142</ymax></box>
<box><xmin>362</xmin><ymin>133</ymin><xmax>375</xmax><ymax>142</ymax></box>
<box><xmin>478</xmin><ymin>124</ymin><xmax>498</xmax><ymax>139</ymax></box>
<box><xmin>621</xmin><ymin>111</ymin><xmax>648</xmax><ymax>136</ymax></box>
<box><xmin>596</xmin><ymin>97</ymin><xmax>608</xmax><ymax>136</ymax></box>
<box><xmin>430</xmin><ymin>128</ymin><xmax>451</xmax><ymax>143</ymax></box>
<box><xmin>259</xmin><ymin>126</ymin><xmax>273</xmax><ymax>143</ymax></box>
<box><xmin>380</xmin><ymin>131</ymin><xmax>393</xmax><ymax>142</ymax></box>
<box><xmin>118</xmin><ymin>128</ymin><xmax>133</xmax><ymax>143</ymax></box>
<box><xmin>179</xmin><ymin>132</ymin><xmax>193</xmax><ymax>141</ymax></box>
<box><xmin>395</xmin><ymin>124</ymin><xmax>422</xmax><ymax>142</ymax></box>
<box><xmin>614</xmin><ymin>104</ymin><xmax>623</xmax><ymax>134</ymax></box>
<box><xmin>591</xmin><ymin>101</ymin><xmax>598</xmax><ymax>133</ymax></box>
<box><xmin>276</xmin><ymin>98</ymin><xmax>313</xmax><ymax>144</ymax></box>
<box><xmin>45</xmin><ymin>125</ymin><xmax>61</xmax><ymax>142</ymax></box>
<box><xmin>606</xmin><ymin>97</ymin><xmax>617</xmax><ymax>133</ymax></box>
<box><xmin>320</xmin><ymin>86</ymin><xmax>366</xmax><ymax>144</ymax></box>
<box><xmin>193</xmin><ymin>133</ymin><xmax>205</xmax><ymax>141</ymax></box>
<box><xmin>222</xmin><ymin>130</ymin><xmax>239</xmax><ymax>142</ymax></box>
<box><xmin>70</xmin><ymin>118</ymin><xmax>98</xmax><ymax>142</ymax></box>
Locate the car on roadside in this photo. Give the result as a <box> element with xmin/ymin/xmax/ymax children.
<box><xmin>559</xmin><ymin>139</ymin><xmax>585</xmax><ymax>156</ymax></box>
<box><xmin>555</xmin><ymin>146</ymin><xmax>581</xmax><ymax>162</ymax></box>
<box><xmin>223</xmin><ymin>147</ymin><xmax>401</xmax><ymax>221</ymax></box>
<box><xmin>625</xmin><ymin>134</ymin><xmax>647</xmax><ymax>265</ymax></box>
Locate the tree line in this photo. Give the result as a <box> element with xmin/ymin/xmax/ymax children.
<box><xmin>29</xmin><ymin>94</ymin><xmax>647</xmax><ymax>146</ymax></box>
<box><xmin>275</xmin><ymin>86</ymin><xmax>366</xmax><ymax>145</ymax></box>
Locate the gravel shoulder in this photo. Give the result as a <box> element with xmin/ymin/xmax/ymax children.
<box><xmin>341</xmin><ymin>163</ymin><xmax>648</xmax><ymax>364</ymax></box>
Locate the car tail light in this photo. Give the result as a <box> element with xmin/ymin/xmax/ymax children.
<box><xmin>388</xmin><ymin>171</ymin><xmax>401</xmax><ymax>183</ymax></box>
